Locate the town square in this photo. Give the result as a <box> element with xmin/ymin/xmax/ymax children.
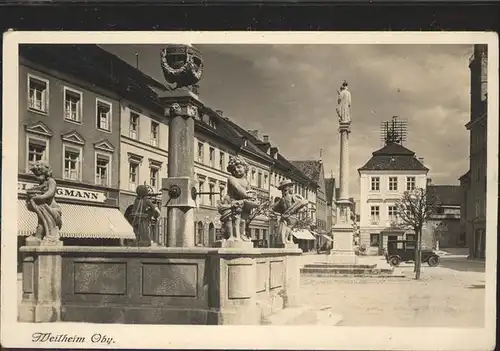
<box><xmin>0</xmin><ymin>33</ymin><xmax>495</xmax><ymax>350</ymax></box>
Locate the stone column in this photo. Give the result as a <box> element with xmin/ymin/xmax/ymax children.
<box><xmin>161</xmin><ymin>90</ymin><xmax>202</xmax><ymax>247</ymax></box>
<box><xmin>338</xmin><ymin>125</ymin><xmax>349</xmax><ymax>201</ymax></box>
<box><xmin>329</xmin><ymin>122</ymin><xmax>357</xmax><ymax>265</ymax></box>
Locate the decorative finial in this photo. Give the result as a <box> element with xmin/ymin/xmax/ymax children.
<box><xmin>160</xmin><ymin>44</ymin><xmax>204</xmax><ymax>91</ymax></box>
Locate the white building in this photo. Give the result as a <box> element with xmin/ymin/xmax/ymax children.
<box><xmin>358</xmin><ymin>142</ymin><xmax>429</xmax><ymax>255</ymax></box>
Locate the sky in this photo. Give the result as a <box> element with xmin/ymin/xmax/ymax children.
<box><xmin>103</xmin><ymin>43</ymin><xmax>473</xmax><ymax>201</ymax></box>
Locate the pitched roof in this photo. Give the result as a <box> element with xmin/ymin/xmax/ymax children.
<box><xmin>20</xmin><ymin>44</ymin><xmax>167</xmax><ymax>113</ymax></box>
<box><xmin>358</xmin><ymin>142</ymin><xmax>429</xmax><ymax>172</ymax></box>
<box><xmin>290</xmin><ymin>160</ymin><xmax>323</xmax><ymax>183</ymax></box>
<box><xmin>325</xmin><ymin>178</ymin><xmax>336</xmax><ymax>204</ymax></box>
<box><xmin>223</xmin><ymin>119</ymin><xmax>274</xmax><ymax>164</ymax></box>
<box><xmin>427</xmin><ymin>185</ymin><xmax>462</xmax><ymax>206</ymax></box>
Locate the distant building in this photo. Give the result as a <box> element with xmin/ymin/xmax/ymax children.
<box><xmin>462</xmin><ymin>44</ymin><xmax>488</xmax><ymax>259</ymax></box>
<box><xmin>358</xmin><ymin>141</ymin><xmax>429</xmax><ymax>255</ymax></box>
<box><xmin>427</xmin><ymin>184</ymin><xmax>463</xmax><ymax>248</ymax></box>
<box><xmin>235</xmin><ymin>128</ymin><xmax>320</xmax><ymax>249</ymax></box>
<box><xmin>291</xmin><ymin>160</ymin><xmax>328</xmax><ymax>251</ymax></box>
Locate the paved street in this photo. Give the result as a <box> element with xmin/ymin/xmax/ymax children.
<box><xmin>299</xmin><ymin>253</ymin><xmax>485</xmax><ymax>327</ymax></box>
<box><xmin>17</xmin><ymin>253</ymin><xmax>485</xmax><ymax>327</ymax></box>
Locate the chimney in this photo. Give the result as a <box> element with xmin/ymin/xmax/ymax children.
<box><xmin>319</xmin><ymin>149</ymin><xmax>323</xmax><ymax>163</ymax></box>
<box><xmin>427</xmin><ymin>178</ymin><xmax>432</xmax><ymax>186</ymax></box>
<box><xmin>418</xmin><ymin>157</ymin><xmax>424</xmax><ymax>164</ymax></box>
<box><xmin>263</xmin><ymin>135</ymin><xmax>269</xmax><ymax>143</ymax></box>
<box><xmin>216</xmin><ymin>109</ymin><xmax>223</xmax><ymax>116</ymax></box>
<box><xmin>247</xmin><ymin>129</ymin><xmax>261</xmax><ymax>140</ymax></box>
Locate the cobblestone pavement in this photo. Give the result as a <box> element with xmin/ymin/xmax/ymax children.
<box><xmin>299</xmin><ymin>254</ymin><xmax>485</xmax><ymax>327</ymax></box>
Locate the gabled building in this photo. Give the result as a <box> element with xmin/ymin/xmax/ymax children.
<box><xmin>290</xmin><ymin>160</ymin><xmax>328</xmax><ymax>233</ymax></box>
<box><xmin>290</xmin><ymin>160</ymin><xmax>328</xmax><ymax>251</ymax></box>
<box><xmin>358</xmin><ymin>141</ymin><xmax>429</xmax><ymax>255</ymax></box>
<box><xmin>426</xmin><ymin>184</ymin><xmax>463</xmax><ymax>248</ymax></box>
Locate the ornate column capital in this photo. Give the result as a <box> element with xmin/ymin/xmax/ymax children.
<box><xmin>160</xmin><ymin>90</ymin><xmax>205</xmax><ymax>120</ymax></box>
<box><xmin>338</xmin><ymin>122</ymin><xmax>351</xmax><ymax>134</ymax></box>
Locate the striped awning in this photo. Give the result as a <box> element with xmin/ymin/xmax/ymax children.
<box><xmin>18</xmin><ymin>200</ymin><xmax>136</xmax><ymax>239</ymax></box>
<box><xmin>292</xmin><ymin>229</ymin><xmax>316</xmax><ymax>241</ymax></box>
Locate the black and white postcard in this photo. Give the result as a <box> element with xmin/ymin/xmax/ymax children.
<box><xmin>1</xmin><ymin>31</ymin><xmax>497</xmax><ymax>350</ymax></box>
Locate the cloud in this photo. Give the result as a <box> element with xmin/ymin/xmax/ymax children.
<box><xmin>103</xmin><ymin>43</ymin><xmax>473</xmax><ymax>200</ymax></box>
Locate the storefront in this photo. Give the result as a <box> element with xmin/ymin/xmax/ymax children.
<box><xmin>17</xmin><ymin>178</ymin><xmax>135</xmax><ymax>270</ymax></box>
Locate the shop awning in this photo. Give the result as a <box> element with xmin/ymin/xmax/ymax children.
<box><xmin>17</xmin><ymin>200</ymin><xmax>135</xmax><ymax>239</ymax></box>
<box><xmin>292</xmin><ymin>229</ymin><xmax>316</xmax><ymax>241</ymax></box>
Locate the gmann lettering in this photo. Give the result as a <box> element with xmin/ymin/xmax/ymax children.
<box><xmin>18</xmin><ymin>182</ymin><xmax>107</xmax><ymax>203</ymax></box>
<box><xmin>57</xmin><ymin>188</ymin><xmax>99</xmax><ymax>200</ymax></box>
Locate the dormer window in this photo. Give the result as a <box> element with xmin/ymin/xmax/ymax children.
<box><xmin>208</xmin><ymin>116</ymin><xmax>216</xmax><ymax>129</ymax></box>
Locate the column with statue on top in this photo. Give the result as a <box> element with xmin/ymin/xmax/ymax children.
<box><xmin>329</xmin><ymin>80</ymin><xmax>357</xmax><ymax>264</ymax></box>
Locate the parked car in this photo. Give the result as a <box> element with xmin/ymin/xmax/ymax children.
<box><xmin>384</xmin><ymin>240</ymin><xmax>440</xmax><ymax>267</ymax></box>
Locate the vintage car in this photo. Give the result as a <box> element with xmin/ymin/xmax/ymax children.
<box><xmin>384</xmin><ymin>240</ymin><xmax>440</xmax><ymax>267</ymax></box>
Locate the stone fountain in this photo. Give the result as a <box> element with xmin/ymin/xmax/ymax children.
<box><xmin>18</xmin><ymin>44</ymin><xmax>322</xmax><ymax>325</ymax></box>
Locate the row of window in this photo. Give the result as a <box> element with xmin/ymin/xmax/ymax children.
<box><xmin>197</xmin><ymin>141</ymin><xmax>227</xmax><ymax>171</ymax></box>
<box><xmin>128</xmin><ymin>111</ymin><xmax>161</xmax><ymax>147</ymax></box>
<box><xmin>370</xmin><ymin>176</ymin><xmax>416</xmax><ymax>192</ymax></box>
<box><xmin>369</xmin><ymin>205</ymin><xmax>398</xmax><ymax>224</ymax></box>
<box><xmin>27</xmin><ymin>136</ymin><xmax>112</xmax><ymax>187</ymax></box>
<box><xmin>28</xmin><ymin>74</ymin><xmax>112</xmax><ymax>133</ymax></box>
<box><xmin>197</xmin><ymin>177</ymin><xmax>226</xmax><ymax>207</ymax></box>
<box><xmin>127</xmin><ymin>162</ymin><xmax>162</xmax><ymax>192</ymax></box>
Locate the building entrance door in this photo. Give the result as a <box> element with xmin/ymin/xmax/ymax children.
<box><xmin>387</xmin><ymin>235</ymin><xmax>398</xmax><ymax>252</ymax></box>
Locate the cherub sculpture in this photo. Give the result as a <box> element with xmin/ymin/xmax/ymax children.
<box><xmin>218</xmin><ymin>156</ymin><xmax>260</xmax><ymax>241</ymax></box>
<box><xmin>129</xmin><ymin>184</ymin><xmax>161</xmax><ymax>247</ymax></box>
<box><xmin>25</xmin><ymin>161</ymin><xmax>62</xmax><ymax>242</ymax></box>
<box><xmin>272</xmin><ymin>179</ymin><xmax>309</xmax><ymax>244</ymax></box>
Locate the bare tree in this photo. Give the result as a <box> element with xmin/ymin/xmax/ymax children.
<box><xmin>394</xmin><ymin>187</ymin><xmax>437</xmax><ymax>280</ymax></box>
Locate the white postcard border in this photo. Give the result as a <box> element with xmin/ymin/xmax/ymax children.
<box><xmin>1</xmin><ymin>31</ymin><xmax>498</xmax><ymax>350</ymax></box>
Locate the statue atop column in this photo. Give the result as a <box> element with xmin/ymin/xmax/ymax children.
<box><xmin>218</xmin><ymin>156</ymin><xmax>260</xmax><ymax>242</ymax></box>
<box><xmin>271</xmin><ymin>180</ymin><xmax>309</xmax><ymax>244</ymax></box>
<box><xmin>336</xmin><ymin>80</ymin><xmax>352</xmax><ymax>124</ymax></box>
<box><xmin>25</xmin><ymin>161</ymin><xmax>62</xmax><ymax>244</ymax></box>
<box><xmin>130</xmin><ymin>184</ymin><xmax>161</xmax><ymax>247</ymax></box>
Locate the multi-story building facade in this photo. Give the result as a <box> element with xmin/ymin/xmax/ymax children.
<box><xmin>117</xmin><ymin>81</ymin><xmax>274</xmax><ymax>247</ymax></box>
<box><xmin>358</xmin><ymin>141</ymin><xmax>429</xmax><ymax>255</ymax></box>
<box><xmin>234</xmin><ymin>129</ymin><xmax>320</xmax><ymax>249</ymax></box>
<box><xmin>462</xmin><ymin>44</ymin><xmax>488</xmax><ymax>259</ymax></box>
<box><xmin>17</xmin><ymin>45</ymin><xmax>138</xmax><ymax>269</ymax></box>
<box><xmin>426</xmin><ymin>184</ymin><xmax>462</xmax><ymax>248</ymax></box>
<box><xmin>291</xmin><ymin>160</ymin><xmax>328</xmax><ymax>251</ymax></box>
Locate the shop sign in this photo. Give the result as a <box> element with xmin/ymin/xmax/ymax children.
<box><xmin>18</xmin><ymin>181</ymin><xmax>107</xmax><ymax>203</ymax></box>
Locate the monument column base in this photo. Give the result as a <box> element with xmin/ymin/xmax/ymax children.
<box><xmin>329</xmin><ymin>227</ymin><xmax>357</xmax><ymax>265</ymax></box>
<box><xmin>328</xmin><ymin>249</ymin><xmax>357</xmax><ymax>265</ymax></box>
